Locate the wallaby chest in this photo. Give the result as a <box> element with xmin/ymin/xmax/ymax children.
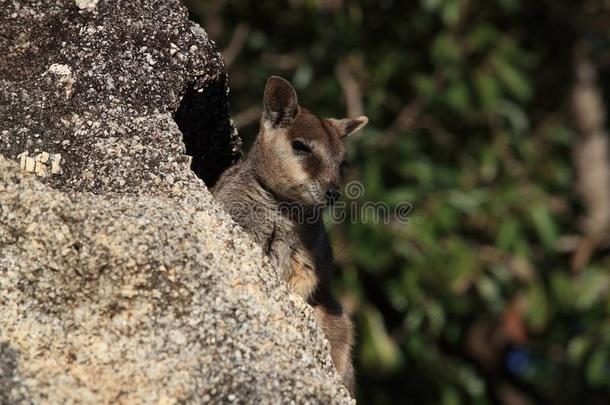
<box><xmin>264</xmin><ymin>215</ymin><xmax>329</xmax><ymax>301</ymax></box>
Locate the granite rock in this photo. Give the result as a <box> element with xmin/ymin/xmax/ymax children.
<box><xmin>0</xmin><ymin>0</ymin><xmax>353</xmax><ymax>403</ymax></box>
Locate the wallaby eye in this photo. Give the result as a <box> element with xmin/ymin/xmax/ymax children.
<box><xmin>292</xmin><ymin>139</ymin><xmax>312</xmax><ymax>154</ymax></box>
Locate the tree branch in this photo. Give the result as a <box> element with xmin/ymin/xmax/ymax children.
<box><xmin>222</xmin><ymin>23</ymin><xmax>250</xmax><ymax>68</ymax></box>
<box><xmin>571</xmin><ymin>42</ymin><xmax>610</xmax><ymax>271</ymax></box>
<box><xmin>335</xmin><ymin>58</ymin><xmax>364</xmax><ymax>118</ymax></box>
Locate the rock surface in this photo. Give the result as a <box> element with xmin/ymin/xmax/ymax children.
<box><xmin>0</xmin><ymin>0</ymin><xmax>239</xmax><ymax>190</ymax></box>
<box><xmin>0</xmin><ymin>0</ymin><xmax>353</xmax><ymax>403</ymax></box>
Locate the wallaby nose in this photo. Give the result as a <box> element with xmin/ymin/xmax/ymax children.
<box><xmin>326</xmin><ymin>188</ymin><xmax>341</xmax><ymax>204</ymax></box>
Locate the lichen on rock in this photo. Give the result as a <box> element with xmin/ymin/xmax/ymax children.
<box><xmin>0</xmin><ymin>0</ymin><xmax>353</xmax><ymax>403</ymax></box>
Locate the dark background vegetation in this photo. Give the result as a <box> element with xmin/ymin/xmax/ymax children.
<box><xmin>185</xmin><ymin>1</ymin><xmax>610</xmax><ymax>403</ymax></box>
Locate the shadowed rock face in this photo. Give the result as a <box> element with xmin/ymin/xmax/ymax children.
<box><xmin>0</xmin><ymin>1</ymin><xmax>352</xmax><ymax>403</ymax></box>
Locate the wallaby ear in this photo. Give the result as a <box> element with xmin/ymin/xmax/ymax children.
<box><xmin>263</xmin><ymin>76</ymin><xmax>298</xmax><ymax>128</ymax></box>
<box><xmin>329</xmin><ymin>116</ymin><xmax>369</xmax><ymax>139</ymax></box>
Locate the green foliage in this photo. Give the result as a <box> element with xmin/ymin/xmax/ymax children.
<box><xmin>187</xmin><ymin>0</ymin><xmax>610</xmax><ymax>403</ymax></box>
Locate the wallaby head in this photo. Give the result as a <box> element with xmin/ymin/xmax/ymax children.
<box><xmin>253</xmin><ymin>76</ymin><xmax>368</xmax><ymax>208</ymax></box>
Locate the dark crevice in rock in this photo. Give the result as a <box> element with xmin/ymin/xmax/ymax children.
<box><xmin>174</xmin><ymin>78</ymin><xmax>241</xmax><ymax>187</ymax></box>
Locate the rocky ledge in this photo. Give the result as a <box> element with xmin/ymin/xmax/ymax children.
<box><xmin>0</xmin><ymin>0</ymin><xmax>353</xmax><ymax>403</ymax></box>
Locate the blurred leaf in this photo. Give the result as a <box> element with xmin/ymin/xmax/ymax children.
<box><xmin>422</xmin><ymin>0</ymin><xmax>443</xmax><ymax>12</ymax></box>
<box><xmin>494</xmin><ymin>99</ymin><xmax>529</xmax><ymax>133</ymax></box>
<box><xmin>493</xmin><ymin>58</ymin><xmax>532</xmax><ymax>101</ymax></box>
<box><xmin>425</xmin><ymin>299</ymin><xmax>446</xmax><ymax>335</ymax></box>
<box><xmin>480</xmin><ymin>146</ymin><xmax>499</xmax><ymax>181</ymax></box>
<box><xmin>475</xmin><ymin>72</ymin><xmax>501</xmax><ymax>109</ymax></box>
<box><xmin>477</xmin><ymin>276</ymin><xmax>501</xmax><ymax>305</ymax></box>
<box><xmin>525</xmin><ymin>284</ymin><xmax>549</xmax><ymax>332</ymax></box>
<box><xmin>528</xmin><ymin>204</ymin><xmax>558</xmax><ymax>250</ymax></box>
<box><xmin>550</xmin><ymin>272</ymin><xmax>575</xmax><ymax>310</ymax></box>
<box><xmin>441</xmin><ymin>386</ymin><xmax>461</xmax><ymax>405</ymax></box>
<box><xmin>458</xmin><ymin>366</ymin><xmax>486</xmax><ymax>397</ymax></box>
<box><xmin>248</xmin><ymin>30</ymin><xmax>267</xmax><ymax>50</ymax></box>
<box><xmin>567</xmin><ymin>336</ymin><xmax>590</xmax><ymax>365</ymax></box>
<box><xmin>361</xmin><ymin>305</ymin><xmax>402</xmax><ymax>371</ymax></box>
<box><xmin>441</xmin><ymin>0</ymin><xmax>461</xmax><ymax>26</ymax></box>
<box><xmin>467</xmin><ymin>23</ymin><xmax>501</xmax><ymax>50</ymax></box>
<box><xmin>293</xmin><ymin>64</ymin><xmax>313</xmax><ymax>88</ymax></box>
<box><xmin>574</xmin><ymin>268</ymin><xmax>610</xmax><ymax>310</ymax></box>
<box><xmin>448</xmin><ymin>189</ymin><xmax>486</xmax><ymax>214</ymax></box>
<box><xmin>445</xmin><ymin>81</ymin><xmax>471</xmax><ymax>111</ymax></box>
<box><xmin>431</xmin><ymin>33</ymin><xmax>462</xmax><ymax>65</ymax></box>
<box><xmin>412</xmin><ymin>73</ymin><xmax>437</xmax><ymax>101</ymax></box>
<box><xmin>496</xmin><ymin>217</ymin><xmax>520</xmax><ymax>251</ymax></box>
<box><xmin>586</xmin><ymin>350</ymin><xmax>609</xmax><ymax>386</ymax></box>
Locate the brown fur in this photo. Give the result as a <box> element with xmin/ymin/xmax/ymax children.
<box><xmin>212</xmin><ymin>76</ymin><xmax>368</xmax><ymax>396</ymax></box>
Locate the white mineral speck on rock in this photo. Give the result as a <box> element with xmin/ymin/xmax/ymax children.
<box><xmin>48</xmin><ymin>63</ymin><xmax>75</xmax><ymax>99</ymax></box>
<box><xmin>17</xmin><ymin>151</ymin><xmax>28</xmax><ymax>169</ymax></box>
<box><xmin>145</xmin><ymin>53</ymin><xmax>156</xmax><ymax>65</ymax></box>
<box><xmin>34</xmin><ymin>161</ymin><xmax>47</xmax><ymax>176</ymax></box>
<box><xmin>50</xmin><ymin>154</ymin><xmax>62</xmax><ymax>174</ymax></box>
<box><xmin>38</xmin><ymin>151</ymin><xmax>50</xmax><ymax>163</ymax></box>
<box><xmin>75</xmin><ymin>0</ymin><xmax>99</xmax><ymax>11</ymax></box>
<box><xmin>49</xmin><ymin>63</ymin><xmax>72</xmax><ymax>76</ymax></box>
<box><xmin>25</xmin><ymin>157</ymin><xmax>35</xmax><ymax>172</ymax></box>
<box><xmin>169</xmin><ymin>330</ymin><xmax>187</xmax><ymax>345</ymax></box>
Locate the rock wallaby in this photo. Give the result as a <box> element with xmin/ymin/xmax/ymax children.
<box><xmin>212</xmin><ymin>76</ymin><xmax>368</xmax><ymax>395</ymax></box>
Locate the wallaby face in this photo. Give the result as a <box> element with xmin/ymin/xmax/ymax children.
<box><xmin>258</xmin><ymin>76</ymin><xmax>368</xmax><ymax>207</ymax></box>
